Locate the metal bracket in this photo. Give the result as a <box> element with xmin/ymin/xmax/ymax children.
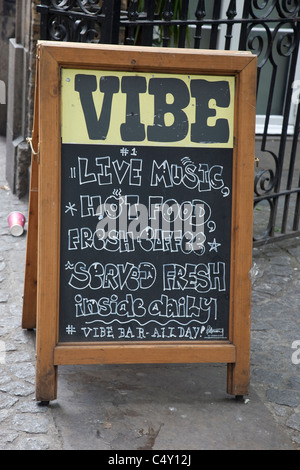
<box><xmin>26</xmin><ymin>137</ymin><xmax>40</xmax><ymax>164</ymax></box>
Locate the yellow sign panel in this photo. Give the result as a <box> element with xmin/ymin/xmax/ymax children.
<box><xmin>61</xmin><ymin>69</ymin><xmax>234</xmax><ymax>148</ymax></box>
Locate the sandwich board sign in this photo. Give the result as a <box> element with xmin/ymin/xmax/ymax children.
<box><xmin>22</xmin><ymin>42</ymin><xmax>256</xmax><ymax>403</ymax></box>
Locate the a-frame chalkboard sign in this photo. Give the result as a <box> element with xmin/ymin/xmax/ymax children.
<box><xmin>22</xmin><ymin>42</ymin><xmax>256</xmax><ymax>403</ymax></box>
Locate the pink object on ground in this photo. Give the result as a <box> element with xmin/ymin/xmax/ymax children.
<box><xmin>7</xmin><ymin>211</ymin><xmax>26</xmax><ymax>236</ymax></box>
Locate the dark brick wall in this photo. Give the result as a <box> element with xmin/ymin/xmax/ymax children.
<box><xmin>0</xmin><ymin>0</ymin><xmax>16</xmax><ymax>136</ymax></box>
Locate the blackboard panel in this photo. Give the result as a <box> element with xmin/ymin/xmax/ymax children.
<box><xmin>59</xmin><ymin>144</ymin><xmax>232</xmax><ymax>342</ymax></box>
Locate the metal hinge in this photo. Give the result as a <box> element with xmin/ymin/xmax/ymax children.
<box><xmin>36</xmin><ymin>44</ymin><xmax>41</xmax><ymax>61</ymax></box>
<box><xmin>26</xmin><ymin>137</ymin><xmax>40</xmax><ymax>164</ymax></box>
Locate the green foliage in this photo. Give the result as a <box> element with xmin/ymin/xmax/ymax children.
<box><xmin>135</xmin><ymin>0</ymin><xmax>184</xmax><ymax>46</ymax></box>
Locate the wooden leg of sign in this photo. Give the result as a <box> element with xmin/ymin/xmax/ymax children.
<box><xmin>226</xmin><ymin>266</ymin><xmax>251</xmax><ymax>397</ymax></box>
<box><xmin>34</xmin><ymin>243</ymin><xmax>59</xmax><ymax>402</ymax></box>
<box><xmin>227</xmin><ymin>354</ymin><xmax>250</xmax><ymax>397</ymax></box>
<box><xmin>226</xmin><ymin>56</ymin><xmax>255</xmax><ymax>398</ymax></box>
<box><xmin>22</xmin><ymin>156</ymin><xmax>38</xmax><ymax>330</ymax></box>
<box><xmin>35</xmin><ymin>367</ymin><xmax>57</xmax><ymax>403</ymax></box>
<box><xmin>226</xmin><ymin>268</ymin><xmax>252</xmax><ymax>397</ymax></box>
<box><xmin>35</xmin><ymin>235</ymin><xmax>58</xmax><ymax>402</ymax></box>
<box><xmin>22</xmin><ymin>61</ymin><xmax>39</xmax><ymax>331</ymax></box>
<box><xmin>35</xmin><ymin>331</ymin><xmax>58</xmax><ymax>402</ymax></box>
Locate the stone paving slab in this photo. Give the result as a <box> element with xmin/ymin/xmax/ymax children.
<box><xmin>50</xmin><ymin>363</ymin><xmax>295</xmax><ymax>450</ymax></box>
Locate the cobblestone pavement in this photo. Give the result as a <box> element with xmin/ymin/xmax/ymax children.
<box><xmin>0</xmin><ymin>137</ymin><xmax>62</xmax><ymax>450</ymax></box>
<box><xmin>251</xmin><ymin>239</ymin><xmax>300</xmax><ymax>447</ymax></box>
<box><xmin>0</xmin><ymin>136</ymin><xmax>299</xmax><ymax>450</ymax></box>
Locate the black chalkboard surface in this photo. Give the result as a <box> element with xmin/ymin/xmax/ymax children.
<box><xmin>59</xmin><ymin>144</ymin><xmax>232</xmax><ymax>342</ymax></box>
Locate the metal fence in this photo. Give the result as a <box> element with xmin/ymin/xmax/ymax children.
<box><xmin>37</xmin><ymin>0</ymin><xmax>300</xmax><ymax>246</ymax></box>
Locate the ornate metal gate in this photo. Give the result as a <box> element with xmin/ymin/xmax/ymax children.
<box><xmin>37</xmin><ymin>0</ymin><xmax>300</xmax><ymax>246</ymax></box>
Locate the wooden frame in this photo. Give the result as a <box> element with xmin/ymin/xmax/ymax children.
<box><xmin>23</xmin><ymin>42</ymin><xmax>256</xmax><ymax>402</ymax></box>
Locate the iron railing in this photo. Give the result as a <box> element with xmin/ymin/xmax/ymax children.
<box><xmin>37</xmin><ymin>0</ymin><xmax>300</xmax><ymax>246</ymax></box>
